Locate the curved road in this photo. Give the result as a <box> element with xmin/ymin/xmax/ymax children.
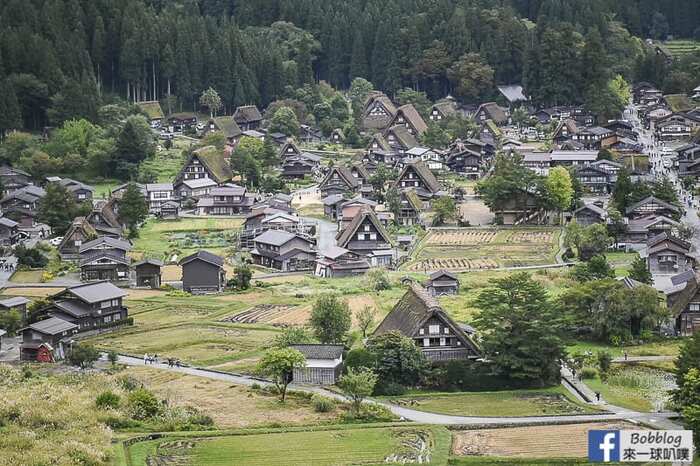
<box><xmin>111</xmin><ymin>354</ymin><xmax>680</xmax><ymax>427</ymax></box>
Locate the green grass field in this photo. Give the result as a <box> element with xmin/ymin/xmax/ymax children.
<box><xmin>381</xmin><ymin>386</ymin><xmax>599</xmax><ymax>417</ymax></box>
<box><xmin>566</xmin><ymin>339</ymin><xmax>682</xmax><ymax>358</ymax></box>
<box><xmin>583</xmin><ymin>377</ymin><xmax>653</xmax><ymax>412</ymax></box>
<box><xmin>121</xmin><ymin>425</ymin><xmax>452</xmax><ymax>466</ymax></box>
<box><xmin>131</xmin><ymin>217</ymin><xmax>243</xmax><ymax>259</ymax></box>
<box><xmin>660</xmin><ymin>39</ymin><xmax>700</xmax><ymax>59</ymax></box>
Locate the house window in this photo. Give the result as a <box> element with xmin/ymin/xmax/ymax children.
<box><xmin>423</xmin><ymin>338</ymin><xmax>430</xmax><ymax>347</ymax></box>
<box><xmin>689</xmin><ymin>303</ymin><xmax>700</xmax><ymax>312</ymax></box>
<box><xmin>100</xmin><ymin>300</ymin><xmax>111</xmax><ymax>309</ymax></box>
<box><xmin>369</xmin><ymin>233</ymin><xmax>376</xmax><ymax>240</ymax></box>
<box><xmin>114</xmin><ymin>314</ymin><xmax>121</xmax><ymax>321</ymax></box>
<box><xmin>104</xmin><ymin>315</ymin><xmax>112</xmax><ymax>323</ymax></box>
<box><xmin>444</xmin><ymin>327</ymin><xmax>450</xmax><ymax>334</ymax></box>
<box><xmin>419</xmin><ymin>328</ymin><xmax>424</xmax><ymax>335</ymax></box>
<box><xmin>429</xmin><ymin>324</ymin><xmax>440</xmax><ymax>334</ymax></box>
<box><xmin>74</xmin><ymin>240</ymin><xmax>82</xmax><ymax>247</ymax></box>
<box><xmin>440</xmin><ymin>337</ymin><xmax>446</xmax><ymax>346</ymax></box>
<box><xmin>112</xmin><ymin>299</ymin><xmax>120</xmax><ymax>307</ymax></box>
<box><xmin>78</xmin><ymin>193</ymin><xmax>86</xmax><ymax>199</ymax></box>
<box><xmin>364</xmin><ymin>225</ymin><xmax>370</xmax><ymax>232</ymax></box>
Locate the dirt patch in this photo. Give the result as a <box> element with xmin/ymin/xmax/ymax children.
<box><xmin>347</xmin><ymin>295</ymin><xmax>377</xmax><ymax>327</ymax></box>
<box><xmin>127</xmin><ymin>289</ymin><xmax>168</xmax><ymax>299</ymax></box>
<box><xmin>127</xmin><ymin>367</ymin><xmax>337</xmax><ymax>428</ymax></box>
<box><xmin>452</xmin><ymin>422</ymin><xmax>642</xmax><ymax>458</ymax></box>
<box><xmin>426</xmin><ymin>229</ymin><xmax>497</xmax><ymax>246</ymax></box>
<box><xmin>221</xmin><ymin>304</ymin><xmax>310</xmax><ymax>326</ymax></box>
<box><xmin>1</xmin><ymin>287</ymin><xmax>62</xmax><ymax>297</ymax></box>
<box><xmin>161</xmin><ymin>264</ymin><xmax>182</xmax><ymax>282</ymax></box>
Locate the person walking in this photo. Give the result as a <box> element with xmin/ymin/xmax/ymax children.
<box><xmin>144</xmin><ymin>353</ymin><xmax>149</xmax><ymax>365</ymax></box>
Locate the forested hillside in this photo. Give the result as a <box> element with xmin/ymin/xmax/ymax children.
<box><xmin>1</xmin><ymin>0</ymin><xmax>699</xmax><ymax>134</ymax></box>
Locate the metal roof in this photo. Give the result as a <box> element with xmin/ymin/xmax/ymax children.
<box><xmin>289</xmin><ymin>344</ymin><xmax>344</xmax><ymax>360</ymax></box>
<box><xmin>0</xmin><ymin>296</ymin><xmax>30</xmax><ymax>307</ymax></box>
<box><xmin>64</xmin><ymin>281</ymin><xmax>127</xmax><ymax>304</ymax></box>
<box><xmin>253</xmin><ymin>229</ymin><xmax>297</xmax><ymax>246</ymax></box>
<box><xmin>28</xmin><ymin>317</ymin><xmax>77</xmax><ymax>335</ymax></box>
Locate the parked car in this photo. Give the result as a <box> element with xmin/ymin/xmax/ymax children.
<box><xmin>49</xmin><ymin>236</ymin><xmax>64</xmax><ymax>246</ymax></box>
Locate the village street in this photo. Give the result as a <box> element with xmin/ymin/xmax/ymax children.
<box><xmin>111</xmin><ymin>354</ymin><xmax>682</xmax><ymax>429</ymax></box>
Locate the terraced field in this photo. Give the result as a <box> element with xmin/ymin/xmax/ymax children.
<box><xmin>406</xmin><ymin>227</ymin><xmax>561</xmax><ymax>271</ymax></box>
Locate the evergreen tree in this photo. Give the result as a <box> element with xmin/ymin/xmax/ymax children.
<box><xmin>118</xmin><ymin>182</ymin><xmax>148</xmax><ymax>238</ymax></box>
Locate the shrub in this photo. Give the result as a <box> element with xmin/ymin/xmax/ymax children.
<box><xmin>344</xmin><ymin>348</ymin><xmax>376</xmax><ymax>371</ymax></box>
<box><xmin>580</xmin><ymin>367</ymin><xmax>598</xmax><ymax>379</ymax></box>
<box><xmin>95</xmin><ymin>391</ymin><xmax>121</xmax><ymax>409</ymax></box>
<box><xmin>251</xmin><ymin>382</ymin><xmax>261</xmax><ymax>390</ymax></box>
<box><xmin>166</xmin><ymin>289</ymin><xmax>191</xmax><ymax>298</ymax></box>
<box><xmin>341</xmin><ymin>403</ymin><xmax>394</xmax><ymax>423</ymax></box>
<box><xmin>373</xmin><ymin>381</ymin><xmax>406</xmax><ymax>396</ymax></box>
<box><xmin>311</xmin><ymin>394</ymin><xmax>335</xmax><ymax>413</ymax></box>
<box><xmin>40</xmin><ymin>271</ymin><xmax>55</xmax><ymax>283</ymax></box>
<box><xmin>67</xmin><ymin>343</ymin><xmax>100</xmax><ymax>369</ymax></box>
<box><xmin>127</xmin><ymin>388</ymin><xmax>161</xmax><ymax>420</ymax></box>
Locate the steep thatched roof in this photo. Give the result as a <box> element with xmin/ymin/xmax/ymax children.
<box><xmin>373</xmin><ymin>282</ymin><xmax>480</xmax><ymax>354</ymax></box>
<box><xmin>395</xmin><ymin>160</ymin><xmax>442</xmax><ymax>194</ymax></box>
<box><xmin>335</xmin><ymin>207</ymin><xmax>393</xmax><ymax>248</ymax></box>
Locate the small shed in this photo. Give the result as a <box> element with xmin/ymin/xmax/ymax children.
<box><xmin>134</xmin><ymin>259</ymin><xmax>164</xmax><ymax>288</ymax></box>
<box><xmin>426</xmin><ymin>270</ymin><xmax>460</xmax><ymax>296</ymax></box>
<box><xmin>290</xmin><ymin>344</ymin><xmax>344</xmax><ymax>385</ymax></box>
<box><xmin>179</xmin><ymin>251</ymin><xmax>226</xmax><ymax>294</ymax></box>
<box><xmin>160</xmin><ymin>200</ymin><xmax>180</xmax><ymax>220</ymax></box>
<box><xmin>0</xmin><ymin>296</ymin><xmax>30</xmax><ymax>319</ymax></box>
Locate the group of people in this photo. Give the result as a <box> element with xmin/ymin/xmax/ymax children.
<box><xmin>1</xmin><ymin>262</ymin><xmax>15</xmax><ymax>272</ymax></box>
<box><xmin>143</xmin><ymin>352</ymin><xmax>182</xmax><ymax>367</ymax></box>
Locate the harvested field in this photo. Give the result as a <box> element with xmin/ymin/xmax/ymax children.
<box><xmin>452</xmin><ymin>422</ymin><xmax>643</xmax><ymax>458</ymax></box>
<box><xmin>407</xmin><ymin>227</ymin><xmax>561</xmax><ymax>271</ymax></box>
<box><xmin>2</xmin><ymin>286</ymin><xmax>62</xmax><ymax>297</ymax></box>
<box><xmin>221</xmin><ymin>304</ymin><xmax>310</xmax><ymax>326</ymax></box>
<box><xmin>426</xmin><ymin>229</ymin><xmax>497</xmax><ymax>246</ymax></box>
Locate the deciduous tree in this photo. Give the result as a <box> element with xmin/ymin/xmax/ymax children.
<box><xmin>257</xmin><ymin>347</ymin><xmax>306</xmax><ymax>401</ymax></box>
<box><xmin>310</xmin><ymin>294</ymin><xmax>351</xmax><ymax>344</ymax></box>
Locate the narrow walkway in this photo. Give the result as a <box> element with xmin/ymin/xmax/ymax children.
<box><xmin>612</xmin><ymin>355</ymin><xmax>675</xmax><ymax>363</ymax></box>
<box><xmin>113</xmin><ymin>354</ymin><xmax>680</xmax><ymax>427</ymax></box>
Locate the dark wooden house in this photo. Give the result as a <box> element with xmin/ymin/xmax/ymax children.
<box><xmin>42</xmin><ymin>281</ymin><xmax>129</xmax><ymax>332</ymax></box>
<box><xmin>20</xmin><ymin>317</ymin><xmax>78</xmax><ymax>361</ymax></box>
<box><xmin>335</xmin><ymin>207</ymin><xmax>393</xmax><ymax>263</ymax></box>
<box><xmin>572</xmin><ymin>204</ymin><xmax>607</xmax><ymax>226</ymax></box>
<box><xmin>86</xmin><ymin>198</ymin><xmax>124</xmax><ymax>238</ymax></box>
<box><xmin>383</xmin><ymin>125</ymin><xmax>419</xmax><ymax>153</ymax></box>
<box><xmin>168</xmin><ymin>113</ymin><xmax>197</xmax><ymax>131</ymax></box>
<box><xmin>397</xmin><ymin>189</ymin><xmax>423</xmax><ymax>226</ymax></box>
<box><xmin>79</xmin><ymin>236</ymin><xmax>131</xmax><ymax>282</ymax></box>
<box><xmin>574</xmin><ymin>165</ymin><xmax>614</xmax><ymax>194</ymax></box>
<box><xmin>0</xmin><ymin>216</ymin><xmax>20</xmax><ymax>245</ymax></box>
<box><xmin>330</xmin><ymin>128</ymin><xmax>345</xmax><ymax>144</ymax></box>
<box><xmin>319</xmin><ymin>166</ymin><xmax>362</xmax><ymax>198</ymax></box>
<box><xmin>290</xmin><ymin>344</ymin><xmax>344</xmax><ymax>385</ymax></box>
<box><xmin>196</xmin><ymin>186</ymin><xmax>255</xmax><ymax>215</ymax></box>
<box><xmin>389</xmin><ymin>104</ymin><xmax>428</xmax><ymax>137</ymax></box>
<box><xmin>134</xmin><ymin>259</ymin><xmax>163</xmax><ymax>288</ymax></box>
<box><xmin>361</xmin><ymin>92</ymin><xmax>397</xmax><ymax>130</ymax></box>
<box><xmin>429</xmin><ymin>101</ymin><xmax>457</xmax><ymax>122</ymax></box>
<box><xmin>641</xmin><ymin>233</ymin><xmax>696</xmax><ymax>275</ymax></box>
<box><xmin>426</xmin><ymin>270</ymin><xmax>460</xmax><ymax>296</ymax></box>
<box><xmin>233</xmin><ymin>105</ymin><xmax>263</xmax><ymax>131</ymax></box>
<box><xmin>0</xmin><ymin>166</ymin><xmax>32</xmax><ymax>195</ymax></box>
<box><xmin>0</xmin><ymin>296</ymin><xmax>30</xmax><ymax>319</ymax></box>
<box><xmin>174</xmin><ymin>146</ymin><xmax>234</xmax><ymax>186</ymax></box>
<box><xmin>394</xmin><ymin>160</ymin><xmax>442</xmax><ymax>199</ymax></box>
<box><xmin>179</xmin><ymin>251</ymin><xmax>226</xmax><ymax>294</ymax></box>
<box><xmin>251</xmin><ymin>230</ymin><xmax>316</xmax><ymax>271</ymax></box>
<box><xmin>474</xmin><ymin>102</ymin><xmax>508</xmax><ymax>126</ymax></box>
<box><xmin>314</xmin><ymin>246</ymin><xmax>370</xmax><ymax>278</ymax></box>
<box><xmin>625</xmin><ymin>196</ymin><xmax>681</xmax><ymax>220</ymax></box>
<box><xmin>373</xmin><ymin>282</ymin><xmax>481</xmax><ymax>361</ymax></box>
<box><xmin>667</xmin><ymin>272</ymin><xmax>700</xmax><ymax>336</ymax></box>
<box><xmin>0</xmin><ymin>185</ymin><xmax>46</xmax><ymax>227</ymax></box>
<box><xmin>280</xmin><ymin>153</ymin><xmax>321</xmax><ymax>179</ymax></box>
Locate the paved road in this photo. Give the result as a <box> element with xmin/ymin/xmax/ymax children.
<box><xmin>612</xmin><ymin>355</ymin><xmax>675</xmax><ymax>363</ymax></box>
<box><xmin>308</xmin><ymin>215</ymin><xmax>338</xmax><ymax>252</ymax></box>
<box><xmin>112</xmin><ymin>354</ymin><xmax>680</xmax><ymax>427</ymax></box>
<box><xmin>0</xmin><ymin>256</ymin><xmax>18</xmax><ymax>289</ymax></box>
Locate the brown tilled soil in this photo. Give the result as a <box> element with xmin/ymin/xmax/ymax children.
<box><xmin>451</xmin><ymin>422</ymin><xmax>643</xmax><ymax>458</ymax></box>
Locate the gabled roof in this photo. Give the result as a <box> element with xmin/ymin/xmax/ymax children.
<box><xmin>320</xmin><ymin>166</ymin><xmax>360</xmax><ymax>190</ymax></box>
<box><xmin>625</xmin><ymin>196</ymin><xmax>680</xmax><ymax>215</ymax></box>
<box><xmin>432</xmin><ymin>101</ymin><xmax>457</xmax><ymax>117</ymax></box>
<box><xmin>392</xmin><ymin>104</ymin><xmax>428</xmax><ymax>135</ymax></box>
<box><xmin>373</xmin><ymin>282</ymin><xmax>480</xmax><ymax>354</ymax></box>
<box><xmin>402</xmin><ymin>189</ymin><xmax>423</xmax><ymax>211</ymax></box>
<box><xmin>26</xmin><ymin>317</ymin><xmax>77</xmax><ymax>335</ymax></box>
<box><xmin>395</xmin><ymin>160</ymin><xmax>441</xmax><ymax>194</ymax></box>
<box><xmin>341</xmin><ymin>196</ymin><xmax>377</xmax><ymax>208</ymax></box>
<box><xmin>146</xmin><ymin>183</ymin><xmax>173</xmax><ymax>192</ymax></box>
<box><xmin>363</xmin><ymin>93</ymin><xmax>397</xmax><ymax>118</ymax></box>
<box><xmin>0</xmin><ymin>296</ymin><xmax>30</xmax><ymax>308</ymax></box>
<box><xmin>368</xmin><ymin>133</ymin><xmax>391</xmax><ymax>151</ymax></box>
<box><xmin>553</xmin><ymin>119</ymin><xmax>579</xmax><ymax>137</ymax></box>
<box><xmin>617</xmin><ymin>276</ymin><xmax>645</xmax><ymax>290</ymax></box>
<box><xmin>319</xmin><ymin>245</ymin><xmax>351</xmax><ymax>260</ymax></box>
<box><xmin>647</xmin><ymin>232</ymin><xmax>690</xmax><ymax>251</ymax></box>
<box><xmin>335</xmin><ymin>207</ymin><xmax>393</xmax><ymax>248</ymax></box>
<box><xmin>60</xmin><ymin>281</ymin><xmax>127</xmax><ymax>304</ymax></box>
<box><xmin>182</xmin><ymin>178</ymin><xmax>218</xmax><ymax>189</ymax></box>
<box><xmin>279</xmin><ymin>140</ymin><xmax>302</xmax><ymax>158</ymax></box>
<box><xmin>179</xmin><ymin>250</ymin><xmax>225</xmax><ymax>268</ymax></box>
<box><xmin>669</xmin><ymin>273</ymin><xmax>700</xmax><ymax>318</ymax></box>
<box><xmin>573</xmin><ymin>203</ymin><xmax>607</xmax><ymax>218</ymax></box>
<box><xmin>136</xmin><ymin>101</ymin><xmax>165</xmax><ymax>120</ymax></box>
<box><xmin>79</xmin><ymin>236</ymin><xmax>131</xmax><ymax>254</ymax></box>
<box><xmin>254</xmin><ymin>229</ymin><xmax>311</xmax><ymax>247</ymax></box>
<box><xmin>179</xmin><ymin>146</ymin><xmax>233</xmax><ymax>184</ymax></box>
<box><xmin>429</xmin><ymin>270</ymin><xmax>458</xmax><ymax>281</ymax></box>
<box><xmin>133</xmin><ymin>258</ymin><xmax>164</xmax><ymax>267</ymax></box>
<box><xmin>497</xmin><ymin>84</ymin><xmax>528</xmax><ymax>103</ymax></box>
<box><xmin>289</xmin><ymin>344</ymin><xmax>344</xmax><ymax>360</ymax></box>
<box><xmin>211</xmin><ymin>116</ymin><xmax>242</xmax><ymax>139</ymax></box>
<box><xmin>233</xmin><ymin>105</ymin><xmax>263</xmax><ymax>123</ymax></box>
<box><xmin>384</xmin><ymin>125</ymin><xmax>418</xmax><ymax>150</ymax></box>
<box><xmin>475</xmin><ymin>102</ymin><xmax>508</xmax><ymax>125</ymax></box>
<box><xmin>0</xmin><ymin>216</ymin><xmax>18</xmax><ymax>228</ymax></box>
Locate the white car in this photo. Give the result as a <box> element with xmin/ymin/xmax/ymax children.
<box><xmin>48</xmin><ymin>236</ymin><xmax>64</xmax><ymax>246</ymax></box>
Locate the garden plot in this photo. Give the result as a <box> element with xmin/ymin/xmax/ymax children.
<box><xmin>407</xmin><ymin>228</ymin><xmax>560</xmax><ymax>271</ymax></box>
<box><xmin>452</xmin><ymin>422</ymin><xmax>642</xmax><ymax>458</ymax></box>
<box><xmin>221</xmin><ymin>304</ymin><xmax>310</xmax><ymax>326</ymax></box>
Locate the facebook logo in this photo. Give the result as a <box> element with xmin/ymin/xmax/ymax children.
<box><xmin>589</xmin><ymin>430</ymin><xmax>621</xmax><ymax>462</ymax></box>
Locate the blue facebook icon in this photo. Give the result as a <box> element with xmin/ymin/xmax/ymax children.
<box><xmin>589</xmin><ymin>430</ymin><xmax>620</xmax><ymax>462</ymax></box>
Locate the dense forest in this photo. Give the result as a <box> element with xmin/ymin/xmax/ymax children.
<box><xmin>1</xmin><ymin>0</ymin><xmax>699</xmax><ymax>134</ymax></box>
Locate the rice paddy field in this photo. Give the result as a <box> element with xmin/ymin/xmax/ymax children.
<box><xmin>119</xmin><ymin>425</ymin><xmax>451</xmax><ymax>466</ymax></box>
<box><xmin>405</xmin><ymin>227</ymin><xmax>561</xmax><ymax>271</ymax></box>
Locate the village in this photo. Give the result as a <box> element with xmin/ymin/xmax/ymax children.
<box><xmin>1</xmin><ymin>1</ymin><xmax>700</xmax><ymax>464</ymax></box>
